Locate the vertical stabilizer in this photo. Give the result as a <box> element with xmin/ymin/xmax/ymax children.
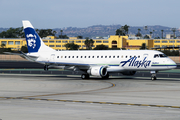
<box><xmin>22</xmin><ymin>20</ymin><xmax>55</xmax><ymax>53</ymax></box>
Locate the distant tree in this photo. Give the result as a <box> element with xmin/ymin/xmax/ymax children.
<box><xmin>60</xmin><ymin>30</ymin><xmax>63</xmax><ymax>38</ymax></box>
<box><xmin>64</xmin><ymin>43</ymin><xmax>79</xmax><ymax>50</ymax></box>
<box><xmin>20</xmin><ymin>45</ymin><xmax>28</xmax><ymax>53</ymax></box>
<box><xmin>123</xmin><ymin>24</ymin><xmax>130</xmax><ymax>35</ymax></box>
<box><xmin>58</xmin><ymin>35</ymin><xmax>69</xmax><ymax>39</ymax></box>
<box><xmin>144</xmin><ymin>35</ymin><xmax>150</xmax><ymax>39</ymax></box>
<box><xmin>150</xmin><ymin>32</ymin><xmax>152</xmax><ymax>38</ymax></box>
<box><xmin>77</xmin><ymin>36</ymin><xmax>83</xmax><ymax>39</ymax></box>
<box><xmin>140</xmin><ymin>43</ymin><xmax>148</xmax><ymax>50</ymax></box>
<box><xmin>0</xmin><ymin>27</ymin><xmax>24</xmax><ymax>38</ymax></box>
<box><xmin>171</xmin><ymin>28</ymin><xmax>176</xmax><ymax>38</ymax></box>
<box><xmin>161</xmin><ymin>30</ymin><xmax>164</xmax><ymax>39</ymax></box>
<box><xmin>115</xmin><ymin>25</ymin><xmax>129</xmax><ymax>36</ymax></box>
<box><xmin>37</xmin><ymin>29</ymin><xmax>56</xmax><ymax>38</ymax></box>
<box><xmin>1</xmin><ymin>43</ymin><xmax>6</xmax><ymax>48</ymax></box>
<box><xmin>136</xmin><ymin>29</ymin><xmax>142</xmax><ymax>37</ymax></box>
<box><xmin>93</xmin><ymin>44</ymin><xmax>108</xmax><ymax>50</ymax></box>
<box><xmin>84</xmin><ymin>38</ymin><xmax>94</xmax><ymax>50</ymax></box>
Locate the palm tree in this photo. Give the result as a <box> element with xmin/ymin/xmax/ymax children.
<box><xmin>84</xmin><ymin>38</ymin><xmax>94</xmax><ymax>50</ymax></box>
<box><xmin>123</xmin><ymin>24</ymin><xmax>130</xmax><ymax>35</ymax></box>
<box><xmin>60</xmin><ymin>30</ymin><xmax>63</xmax><ymax>38</ymax></box>
<box><xmin>150</xmin><ymin>32</ymin><xmax>153</xmax><ymax>38</ymax></box>
<box><xmin>171</xmin><ymin>28</ymin><xmax>176</xmax><ymax>38</ymax></box>
<box><xmin>161</xmin><ymin>30</ymin><xmax>164</xmax><ymax>39</ymax></box>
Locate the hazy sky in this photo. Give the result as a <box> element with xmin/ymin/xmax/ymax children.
<box><xmin>0</xmin><ymin>0</ymin><xmax>179</xmax><ymax>28</ymax></box>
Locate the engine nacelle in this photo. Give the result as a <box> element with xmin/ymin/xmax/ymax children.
<box><xmin>121</xmin><ymin>71</ymin><xmax>136</xmax><ymax>76</ymax></box>
<box><xmin>87</xmin><ymin>66</ymin><xmax>107</xmax><ymax>77</ymax></box>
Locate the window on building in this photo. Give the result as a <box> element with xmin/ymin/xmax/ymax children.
<box><xmin>56</xmin><ymin>40</ymin><xmax>61</xmax><ymax>43</ymax></box>
<box><xmin>162</xmin><ymin>41</ymin><xmax>167</xmax><ymax>43</ymax></box>
<box><xmin>49</xmin><ymin>41</ymin><xmax>54</xmax><ymax>43</ymax></box>
<box><xmin>56</xmin><ymin>45</ymin><xmax>61</xmax><ymax>47</ymax></box>
<box><xmin>76</xmin><ymin>41</ymin><xmax>81</xmax><ymax>43</ymax></box>
<box><xmin>154</xmin><ymin>41</ymin><xmax>160</xmax><ymax>43</ymax></box>
<box><xmin>63</xmin><ymin>41</ymin><xmax>68</xmax><ymax>43</ymax></box>
<box><xmin>96</xmin><ymin>41</ymin><xmax>101</xmax><ymax>43</ymax></box>
<box><xmin>69</xmin><ymin>41</ymin><xmax>74</xmax><ymax>43</ymax></box>
<box><xmin>43</xmin><ymin>40</ymin><xmax>48</xmax><ymax>43</ymax></box>
<box><xmin>103</xmin><ymin>41</ymin><xmax>108</xmax><ymax>43</ymax></box>
<box><xmin>8</xmin><ymin>41</ymin><xmax>14</xmax><ymax>45</ymax></box>
<box><xmin>49</xmin><ymin>45</ymin><xmax>54</xmax><ymax>47</ymax></box>
<box><xmin>15</xmin><ymin>41</ymin><xmax>20</xmax><ymax>45</ymax></box>
<box><xmin>169</xmin><ymin>40</ymin><xmax>175</xmax><ymax>43</ymax></box>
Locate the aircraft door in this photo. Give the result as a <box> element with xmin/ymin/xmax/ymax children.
<box><xmin>50</xmin><ymin>54</ymin><xmax>55</xmax><ymax>62</ymax></box>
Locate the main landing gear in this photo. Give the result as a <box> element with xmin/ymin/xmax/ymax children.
<box><xmin>81</xmin><ymin>74</ymin><xmax>89</xmax><ymax>79</ymax></box>
<box><xmin>44</xmin><ymin>65</ymin><xmax>49</xmax><ymax>71</ymax></box>
<box><xmin>150</xmin><ymin>71</ymin><xmax>157</xmax><ymax>81</ymax></box>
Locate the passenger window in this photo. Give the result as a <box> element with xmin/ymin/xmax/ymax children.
<box><xmin>88</xmin><ymin>56</ymin><xmax>90</xmax><ymax>58</ymax></box>
<box><xmin>109</xmin><ymin>56</ymin><xmax>111</xmax><ymax>58</ymax></box>
<box><xmin>77</xmin><ymin>56</ymin><xmax>78</xmax><ymax>58</ymax></box>
<box><xmin>97</xmin><ymin>56</ymin><xmax>99</xmax><ymax>58</ymax></box>
<box><xmin>113</xmin><ymin>56</ymin><xmax>115</xmax><ymax>58</ymax></box>
<box><xmin>81</xmin><ymin>56</ymin><xmax>83</xmax><ymax>58</ymax></box>
<box><xmin>72</xmin><ymin>56</ymin><xmax>74</xmax><ymax>58</ymax></box>
<box><xmin>65</xmin><ymin>56</ymin><xmax>67</xmax><ymax>58</ymax></box>
<box><xmin>117</xmin><ymin>56</ymin><xmax>119</xmax><ymax>58</ymax></box>
<box><xmin>69</xmin><ymin>56</ymin><xmax>70</xmax><ymax>58</ymax></box>
<box><xmin>92</xmin><ymin>56</ymin><xmax>94</xmax><ymax>58</ymax></box>
<box><xmin>101</xmin><ymin>56</ymin><xmax>103</xmax><ymax>58</ymax></box>
<box><xmin>105</xmin><ymin>56</ymin><xmax>107</xmax><ymax>58</ymax></box>
<box><xmin>126</xmin><ymin>56</ymin><xmax>127</xmax><ymax>58</ymax></box>
<box><xmin>84</xmin><ymin>56</ymin><xmax>86</xmax><ymax>58</ymax></box>
<box><xmin>61</xmin><ymin>56</ymin><xmax>63</xmax><ymax>58</ymax></box>
<box><xmin>130</xmin><ymin>56</ymin><xmax>132</xmax><ymax>58</ymax></box>
<box><xmin>57</xmin><ymin>56</ymin><xmax>59</xmax><ymax>58</ymax></box>
<box><xmin>138</xmin><ymin>56</ymin><xmax>140</xmax><ymax>58</ymax></box>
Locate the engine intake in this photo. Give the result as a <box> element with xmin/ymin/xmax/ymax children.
<box><xmin>87</xmin><ymin>66</ymin><xmax>107</xmax><ymax>77</ymax></box>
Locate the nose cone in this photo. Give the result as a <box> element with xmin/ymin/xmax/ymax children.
<box><xmin>169</xmin><ymin>59</ymin><xmax>177</xmax><ymax>69</ymax></box>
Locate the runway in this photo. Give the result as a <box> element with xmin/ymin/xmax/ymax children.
<box><xmin>0</xmin><ymin>73</ymin><xmax>180</xmax><ymax>120</ymax></box>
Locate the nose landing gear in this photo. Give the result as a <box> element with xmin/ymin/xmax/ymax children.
<box><xmin>150</xmin><ymin>71</ymin><xmax>157</xmax><ymax>81</ymax></box>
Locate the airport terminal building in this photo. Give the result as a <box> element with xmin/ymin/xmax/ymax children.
<box><xmin>0</xmin><ymin>35</ymin><xmax>180</xmax><ymax>51</ymax></box>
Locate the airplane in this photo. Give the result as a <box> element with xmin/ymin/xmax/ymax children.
<box><xmin>15</xmin><ymin>20</ymin><xmax>177</xmax><ymax>80</ymax></box>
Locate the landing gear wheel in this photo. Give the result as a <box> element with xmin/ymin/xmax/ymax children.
<box><xmin>151</xmin><ymin>76</ymin><xmax>156</xmax><ymax>81</ymax></box>
<box><xmin>81</xmin><ymin>74</ymin><xmax>89</xmax><ymax>79</ymax></box>
<box><xmin>44</xmin><ymin>65</ymin><xmax>49</xmax><ymax>71</ymax></box>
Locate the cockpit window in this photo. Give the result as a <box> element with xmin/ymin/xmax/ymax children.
<box><xmin>154</xmin><ymin>54</ymin><xmax>167</xmax><ymax>58</ymax></box>
<box><xmin>159</xmin><ymin>54</ymin><xmax>167</xmax><ymax>58</ymax></box>
<box><xmin>154</xmin><ymin>54</ymin><xmax>159</xmax><ymax>58</ymax></box>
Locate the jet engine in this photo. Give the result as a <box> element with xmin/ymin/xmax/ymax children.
<box><xmin>121</xmin><ymin>71</ymin><xmax>136</xmax><ymax>76</ymax></box>
<box><xmin>87</xmin><ymin>66</ymin><xmax>107</xmax><ymax>77</ymax></box>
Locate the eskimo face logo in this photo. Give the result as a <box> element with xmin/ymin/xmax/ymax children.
<box><xmin>120</xmin><ymin>57</ymin><xmax>151</xmax><ymax>68</ymax></box>
<box><xmin>26</xmin><ymin>34</ymin><xmax>37</xmax><ymax>49</ymax></box>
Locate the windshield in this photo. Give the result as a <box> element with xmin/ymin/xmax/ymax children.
<box><xmin>159</xmin><ymin>54</ymin><xmax>167</xmax><ymax>58</ymax></box>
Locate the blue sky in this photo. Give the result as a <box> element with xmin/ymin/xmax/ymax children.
<box><xmin>0</xmin><ymin>0</ymin><xmax>179</xmax><ymax>28</ymax></box>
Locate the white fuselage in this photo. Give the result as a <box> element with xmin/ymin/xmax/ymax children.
<box><xmin>27</xmin><ymin>50</ymin><xmax>177</xmax><ymax>72</ymax></box>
